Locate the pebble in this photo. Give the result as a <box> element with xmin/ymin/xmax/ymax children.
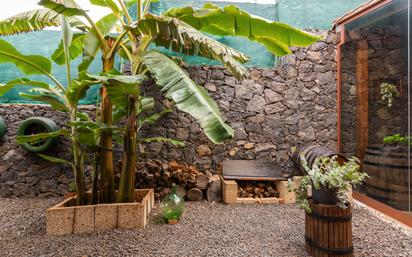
<box><xmin>0</xmin><ymin>198</ymin><xmax>411</xmax><ymax>257</ymax></box>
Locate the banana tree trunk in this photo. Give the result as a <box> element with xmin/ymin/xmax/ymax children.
<box><xmin>117</xmin><ymin>95</ymin><xmax>138</xmax><ymax>203</ymax></box>
<box><xmin>73</xmin><ymin>141</ymin><xmax>87</xmax><ymax>205</ymax></box>
<box><xmin>99</xmin><ymin>55</ymin><xmax>115</xmax><ymax>203</ymax></box>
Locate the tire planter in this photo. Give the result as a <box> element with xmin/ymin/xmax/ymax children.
<box><xmin>0</xmin><ymin>116</ymin><xmax>6</xmax><ymax>138</ymax></box>
<box><xmin>17</xmin><ymin>117</ymin><xmax>60</xmax><ymax>153</ymax></box>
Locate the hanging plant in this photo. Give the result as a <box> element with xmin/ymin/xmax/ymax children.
<box><xmin>380</xmin><ymin>82</ymin><xmax>399</xmax><ymax>108</ymax></box>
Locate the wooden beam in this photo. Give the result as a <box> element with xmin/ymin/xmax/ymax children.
<box><xmin>355</xmin><ymin>40</ymin><xmax>369</xmax><ymax>160</ymax></box>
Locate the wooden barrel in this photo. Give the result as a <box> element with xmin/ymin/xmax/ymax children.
<box><xmin>291</xmin><ymin>145</ymin><xmax>348</xmax><ymax>175</ymax></box>
<box><xmin>363</xmin><ymin>145</ymin><xmax>411</xmax><ymax>211</ymax></box>
<box><xmin>305</xmin><ymin>200</ymin><xmax>353</xmax><ymax>257</ymax></box>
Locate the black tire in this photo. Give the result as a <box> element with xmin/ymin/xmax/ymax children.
<box><xmin>0</xmin><ymin>116</ymin><xmax>6</xmax><ymax>138</ymax></box>
<box><xmin>17</xmin><ymin>117</ymin><xmax>60</xmax><ymax>153</ymax></box>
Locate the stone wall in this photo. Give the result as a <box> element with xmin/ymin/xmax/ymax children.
<box><xmin>341</xmin><ymin>26</ymin><xmax>408</xmax><ymax>156</ymax></box>
<box><xmin>0</xmin><ymin>31</ymin><xmax>338</xmax><ymax>198</ymax></box>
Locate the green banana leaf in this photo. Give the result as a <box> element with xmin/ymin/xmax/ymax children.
<box><xmin>38</xmin><ymin>154</ymin><xmax>71</xmax><ymax>164</ymax></box>
<box><xmin>139</xmin><ymin>109</ymin><xmax>173</xmax><ymax>126</ymax></box>
<box><xmin>52</xmin><ymin>33</ymin><xmax>86</xmax><ymax>65</ymax></box>
<box><xmin>80</xmin><ymin>13</ymin><xmax>119</xmax><ymax>72</ymax></box>
<box><xmin>16</xmin><ymin>129</ymin><xmax>69</xmax><ymax>144</ymax></box>
<box><xmin>0</xmin><ymin>79</ymin><xmax>52</xmax><ymax>96</ymax></box>
<box><xmin>38</xmin><ymin>0</ymin><xmax>86</xmax><ymax>17</ymax></box>
<box><xmin>139</xmin><ymin>137</ymin><xmax>185</xmax><ymax>147</ymax></box>
<box><xmin>0</xmin><ymin>9</ymin><xmax>86</xmax><ymax>36</ymax></box>
<box><xmin>90</xmin><ymin>0</ymin><xmax>121</xmax><ymax>15</ymax></box>
<box><xmin>0</xmin><ymin>38</ymin><xmax>52</xmax><ymax>75</ymax></box>
<box><xmin>143</xmin><ymin>51</ymin><xmax>233</xmax><ymax>144</ymax></box>
<box><xmin>19</xmin><ymin>93</ymin><xmax>68</xmax><ymax>112</ymax></box>
<box><xmin>165</xmin><ymin>4</ymin><xmax>320</xmax><ymax>56</ymax></box>
<box><xmin>134</xmin><ymin>14</ymin><xmax>249</xmax><ymax>79</ymax></box>
<box><xmin>66</xmin><ymin>78</ymin><xmax>100</xmax><ymax>105</ymax></box>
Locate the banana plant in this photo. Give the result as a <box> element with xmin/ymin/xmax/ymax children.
<box><xmin>0</xmin><ymin>0</ymin><xmax>319</xmax><ymax>203</ymax></box>
<box><xmin>0</xmin><ymin>15</ymin><xmax>100</xmax><ymax>205</ymax></box>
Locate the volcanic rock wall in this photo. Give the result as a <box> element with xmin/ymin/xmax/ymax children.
<box><xmin>0</xmin><ymin>31</ymin><xmax>338</xmax><ymax>197</ymax></box>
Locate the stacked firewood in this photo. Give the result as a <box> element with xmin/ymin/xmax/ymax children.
<box><xmin>237</xmin><ymin>181</ymin><xmax>280</xmax><ymax>198</ymax></box>
<box><xmin>135</xmin><ymin>160</ymin><xmax>221</xmax><ymax>202</ymax></box>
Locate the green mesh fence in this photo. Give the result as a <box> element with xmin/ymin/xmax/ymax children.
<box><xmin>0</xmin><ymin>0</ymin><xmax>368</xmax><ymax>104</ymax></box>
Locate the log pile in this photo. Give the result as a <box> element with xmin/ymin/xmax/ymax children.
<box><xmin>135</xmin><ymin>160</ymin><xmax>221</xmax><ymax>201</ymax></box>
<box><xmin>237</xmin><ymin>181</ymin><xmax>280</xmax><ymax>198</ymax></box>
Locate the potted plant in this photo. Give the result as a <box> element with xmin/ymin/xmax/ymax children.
<box><xmin>380</xmin><ymin>82</ymin><xmax>399</xmax><ymax>108</ymax></box>
<box><xmin>383</xmin><ymin>134</ymin><xmax>411</xmax><ymax>146</ymax></box>
<box><xmin>288</xmin><ymin>155</ymin><xmax>368</xmax><ymax>212</ymax></box>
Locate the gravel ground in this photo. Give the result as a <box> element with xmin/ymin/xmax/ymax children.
<box><xmin>0</xmin><ymin>198</ymin><xmax>411</xmax><ymax>257</ymax></box>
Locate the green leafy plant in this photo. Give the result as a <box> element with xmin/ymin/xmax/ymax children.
<box><xmin>288</xmin><ymin>155</ymin><xmax>368</xmax><ymax>212</ymax></box>
<box><xmin>0</xmin><ymin>0</ymin><xmax>319</xmax><ymax>205</ymax></box>
<box><xmin>383</xmin><ymin>134</ymin><xmax>411</xmax><ymax>146</ymax></box>
<box><xmin>380</xmin><ymin>82</ymin><xmax>399</xmax><ymax>108</ymax></box>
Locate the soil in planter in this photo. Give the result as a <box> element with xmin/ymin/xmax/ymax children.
<box><xmin>24</xmin><ymin>123</ymin><xmax>48</xmax><ymax>146</ymax></box>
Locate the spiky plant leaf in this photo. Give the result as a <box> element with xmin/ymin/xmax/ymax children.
<box><xmin>143</xmin><ymin>51</ymin><xmax>233</xmax><ymax>144</ymax></box>
<box><xmin>165</xmin><ymin>4</ymin><xmax>320</xmax><ymax>56</ymax></box>
<box><xmin>133</xmin><ymin>14</ymin><xmax>249</xmax><ymax>79</ymax></box>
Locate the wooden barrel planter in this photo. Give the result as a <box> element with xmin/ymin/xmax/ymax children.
<box><xmin>305</xmin><ymin>200</ymin><xmax>353</xmax><ymax>257</ymax></box>
<box><xmin>363</xmin><ymin>145</ymin><xmax>411</xmax><ymax>211</ymax></box>
<box><xmin>291</xmin><ymin>145</ymin><xmax>348</xmax><ymax>175</ymax></box>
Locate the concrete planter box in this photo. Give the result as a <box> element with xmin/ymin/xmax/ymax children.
<box><xmin>46</xmin><ymin>189</ymin><xmax>154</xmax><ymax>236</ymax></box>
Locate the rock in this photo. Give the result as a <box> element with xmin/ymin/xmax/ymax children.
<box><xmin>247</xmin><ymin>114</ymin><xmax>265</xmax><ymax>124</ymax></box>
<box><xmin>255</xmin><ymin>143</ymin><xmax>276</xmax><ymax>153</ymax></box>
<box><xmin>316</xmin><ymin>71</ymin><xmax>335</xmax><ymax>85</ymax></box>
<box><xmin>13</xmin><ymin>183</ymin><xmax>29</xmax><ymax>196</ymax></box>
<box><xmin>148</xmin><ymin>142</ymin><xmax>163</xmax><ymax>153</ymax></box>
<box><xmin>205</xmin><ymin>83</ymin><xmax>217</xmax><ymax>92</ymax></box>
<box><xmin>197</xmin><ymin>145</ymin><xmax>212</xmax><ymax>157</ymax></box>
<box><xmin>38</xmin><ymin>179</ymin><xmax>57</xmax><ymax>193</ymax></box>
<box><xmin>270</xmin><ymin>82</ymin><xmax>286</xmax><ymax>93</ymax></box>
<box><xmin>244</xmin><ymin>143</ymin><xmax>255</xmax><ymax>150</ymax></box>
<box><xmin>211</xmin><ymin>70</ymin><xmax>225</xmax><ymax>80</ymax></box>
<box><xmin>298</xmin><ymin>127</ymin><xmax>316</xmax><ymax>141</ymax></box>
<box><xmin>249</xmin><ymin>70</ymin><xmax>261</xmax><ymax>80</ymax></box>
<box><xmin>264</xmin><ymin>89</ymin><xmax>283</xmax><ymax>104</ymax></box>
<box><xmin>219</xmin><ymin>100</ymin><xmax>231</xmax><ymax>112</ymax></box>
<box><xmin>265</xmin><ymin>103</ymin><xmax>287</xmax><ymax>114</ymax></box>
<box><xmin>228</xmin><ymin>147</ymin><xmax>239</xmax><ymax>157</ymax></box>
<box><xmin>176</xmin><ymin>127</ymin><xmax>189</xmax><ymax>140</ymax></box>
<box><xmin>246</xmin><ymin>95</ymin><xmax>266</xmax><ymax>113</ymax></box>
<box><xmin>307</xmin><ymin>51</ymin><xmax>322</xmax><ymax>62</ymax></box>
<box><xmin>235</xmin><ymin>84</ymin><xmax>253</xmax><ymax>100</ymax></box>
<box><xmin>377</xmin><ymin>108</ymin><xmax>392</xmax><ymax>120</ymax></box>
<box><xmin>0</xmin><ymin>186</ymin><xmax>12</xmax><ymax>197</ymax></box>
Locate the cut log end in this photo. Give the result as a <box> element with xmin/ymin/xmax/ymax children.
<box><xmin>187</xmin><ymin>188</ymin><xmax>203</xmax><ymax>201</ymax></box>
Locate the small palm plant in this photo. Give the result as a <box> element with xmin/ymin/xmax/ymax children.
<box><xmin>0</xmin><ymin>0</ymin><xmax>319</xmax><ymax>205</ymax></box>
